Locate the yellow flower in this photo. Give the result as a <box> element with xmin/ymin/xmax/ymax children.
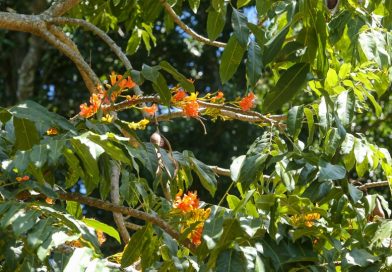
<box><xmin>128</xmin><ymin>119</ymin><xmax>150</xmax><ymax>130</ymax></box>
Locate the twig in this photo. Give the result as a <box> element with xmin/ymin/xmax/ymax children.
<box><xmin>110</xmin><ymin>161</ymin><xmax>131</xmax><ymax>243</ymax></box>
<box><xmin>125</xmin><ymin>222</ymin><xmax>143</xmax><ymax>231</ymax></box>
<box><xmin>58</xmin><ymin>191</ymin><xmax>197</xmax><ymax>252</ymax></box>
<box><xmin>358</xmin><ymin>181</ymin><xmax>389</xmax><ymax>191</ymax></box>
<box><xmin>159</xmin><ymin>0</ymin><xmax>226</xmax><ymax>48</ymax></box>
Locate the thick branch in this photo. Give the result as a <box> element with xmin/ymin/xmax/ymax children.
<box><xmin>58</xmin><ymin>192</ymin><xmax>197</xmax><ymax>252</ymax></box>
<box><xmin>159</xmin><ymin>0</ymin><xmax>226</xmax><ymax>48</ymax></box>
<box><xmin>47</xmin><ymin>16</ymin><xmax>146</xmax><ymax>98</ymax></box>
<box><xmin>110</xmin><ymin>161</ymin><xmax>131</xmax><ymax>243</ymax></box>
<box><xmin>43</xmin><ymin>0</ymin><xmax>81</xmax><ymax>16</ymax></box>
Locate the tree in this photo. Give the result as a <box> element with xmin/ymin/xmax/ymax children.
<box><xmin>1</xmin><ymin>0</ymin><xmax>392</xmax><ymax>271</ymax></box>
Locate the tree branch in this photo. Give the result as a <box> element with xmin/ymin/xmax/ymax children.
<box><xmin>58</xmin><ymin>192</ymin><xmax>197</xmax><ymax>253</ymax></box>
<box><xmin>43</xmin><ymin>0</ymin><xmax>81</xmax><ymax>17</ymax></box>
<box><xmin>99</xmin><ymin>96</ymin><xmax>286</xmax><ymax>126</ymax></box>
<box><xmin>110</xmin><ymin>161</ymin><xmax>131</xmax><ymax>243</ymax></box>
<box><xmin>159</xmin><ymin>0</ymin><xmax>226</xmax><ymax>48</ymax></box>
<box><xmin>358</xmin><ymin>181</ymin><xmax>389</xmax><ymax>191</ymax></box>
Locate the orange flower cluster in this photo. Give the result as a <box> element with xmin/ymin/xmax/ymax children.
<box><xmin>183</xmin><ymin>100</ymin><xmax>199</xmax><ymax>117</ymax></box>
<box><xmin>16</xmin><ymin>175</ymin><xmax>29</xmax><ymax>182</ymax></box>
<box><xmin>291</xmin><ymin>213</ymin><xmax>321</xmax><ymax>228</ymax></box>
<box><xmin>79</xmin><ymin>72</ymin><xmax>137</xmax><ymax>118</ymax></box>
<box><xmin>239</xmin><ymin>92</ymin><xmax>255</xmax><ymax>111</ymax></box>
<box><xmin>143</xmin><ymin>104</ymin><xmax>158</xmax><ymax>116</ymax></box>
<box><xmin>110</xmin><ymin>72</ymin><xmax>136</xmax><ymax>90</ymax></box>
<box><xmin>79</xmin><ymin>92</ymin><xmax>104</xmax><ymax>118</ymax></box>
<box><xmin>173</xmin><ymin>190</ymin><xmax>211</xmax><ymax>246</ymax></box>
<box><xmin>171</xmin><ymin>89</ymin><xmax>200</xmax><ymax>117</ymax></box>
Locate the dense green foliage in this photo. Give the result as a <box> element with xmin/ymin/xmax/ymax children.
<box><xmin>1</xmin><ymin>0</ymin><xmax>392</xmax><ymax>271</ymax></box>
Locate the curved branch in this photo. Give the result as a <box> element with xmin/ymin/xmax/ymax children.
<box><xmin>159</xmin><ymin>0</ymin><xmax>226</xmax><ymax>48</ymax></box>
<box><xmin>46</xmin><ymin>16</ymin><xmax>146</xmax><ymax>98</ymax></box>
<box><xmin>43</xmin><ymin>0</ymin><xmax>81</xmax><ymax>16</ymax></box>
<box><xmin>110</xmin><ymin>161</ymin><xmax>130</xmax><ymax>243</ymax></box>
<box><xmin>58</xmin><ymin>191</ymin><xmax>197</xmax><ymax>252</ymax></box>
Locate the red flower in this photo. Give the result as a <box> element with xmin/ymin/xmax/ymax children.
<box><xmin>118</xmin><ymin>76</ymin><xmax>136</xmax><ymax>90</ymax></box>
<box><xmin>183</xmin><ymin>101</ymin><xmax>199</xmax><ymax>117</ymax></box>
<box><xmin>143</xmin><ymin>104</ymin><xmax>158</xmax><ymax>116</ymax></box>
<box><xmin>16</xmin><ymin>175</ymin><xmax>29</xmax><ymax>182</ymax></box>
<box><xmin>190</xmin><ymin>225</ymin><xmax>203</xmax><ymax>246</ymax></box>
<box><xmin>239</xmin><ymin>92</ymin><xmax>255</xmax><ymax>111</ymax></box>
<box><xmin>172</xmin><ymin>90</ymin><xmax>187</xmax><ymax>102</ymax></box>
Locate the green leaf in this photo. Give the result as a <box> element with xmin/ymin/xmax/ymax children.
<box><xmin>9</xmin><ymin>100</ymin><xmax>75</xmax><ymax>132</ymax></box>
<box><xmin>231</xmin><ymin>8</ymin><xmax>249</xmax><ymax>47</ymax></box>
<box><xmin>324</xmin><ymin>128</ymin><xmax>344</xmax><ymax>157</ymax></box>
<box><xmin>246</xmin><ymin>40</ymin><xmax>263</xmax><ymax>87</ymax></box>
<box><xmin>358</xmin><ymin>29</ymin><xmax>391</xmax><ymax>68</ymax></box>
<box><xmin>347</xmin><ymin>183</ymin><xmax>363</xmax><ymax>203</ymax></box>
<box><xmin>318</xmin><ymin>161</ymin><xmax>346</xmax><ymax>181</ymax></box>
<box><xmin>247</xmin><ymin>23</ymin><xmax>265</xmax><ymax>47</ymax></box>
<box><xmin>325</xmin><ymin>68</ymin><xmax>339</xmax><ymax>93</ymax></box>
<box><xmin>83</xmin><ymin>218</ymin><xmax>121</xmax><ymax>244</ymax></box>
<box><xmin>63</xmin><ymin>248</ymin><xmax>94</xmax><ymax>272</ymax></box>
<box><xmin>71</xmin><ymin>138</ymin><xmax>103</xmax><ymax>194</ymax></box>
<box><xmin>263</xmin><ymin>63</ymin><xmax>310</xmax><ymax>112</ymax></box>
<box><xmin>126</xmin><ymin>28</ymin><xmax>142</xmax><ymax>55</ymax></box>
<box><xmin>30</xmin><ymin>144</ymin><xmax>48</xmax><ymax>168</ymax></box>
<box><xmin>304</xmin><ymin>108</ymin><xmax>314</xmax><ymax>145</ymax></box>
<box><xmin>343</xmin><ymin>249</ymin><xmax>379</xmax><ymax>268</ymax></box>
<box><xmin>87</xmin><ymin>133</ymin><xmax>131</xmax><ymax>164</ymax></box>
<box><xmin>188</xmin><ymin>0</ymin><xmax>200</xmax><ymax>13</ymax></box>
<box><xmin>141</xmin><ymin>64</ymin><xmax>160</xmax><ymax>82</ymax></box>
<box><xmin>237</xmin><ymin>0</ymin><xmax>251</xmax><ymax>8</ymax></box>
<box><xmin>336</xmin><ymin>90</ymin><xmax>355</xmax><ymax>128</ymax></box>
<box><xmin>287</xmin><ymin>105</ymin><xmax>304</xmax><ymax>140</ymax></box>
<box><xmin>318</xmin><ymin>96</ymin><xmax>330</xmax><ymax>133</ymax></box>
<box><xmin>153</xmin><ymin>73</ymin><xmax>171</xmax><ymax>106</ymax></box>
<box><xmin>187</xmin><ymin>152</ymin><xmax>217</xmax><ymax>196</ymax></box>
<box><xmin>219</xmin><ymin>35</ymin><xmax>246</xmax><ymax>84</ymax></box>
<box><xmin>159</xmin><ymin>61</ymin><xmax>195</xmax><ymax>91</ymax></box>
<box><xmin>66</xmin><ymin>201</ymin><xmax>83</xmax><ymax>219</ymax></box>
<box><xmin>121</xmin><ymin>225</ymin><xmax>150</xmax><ymax>267</ymax></box>
<box><xmin>207</xmin><ymin>8</ymin><xmax>226</xmax><ymax>41</ymax></box>
<box><xmin>255</xmin><ymin>0</ymin><xmax>271</xmax><ymax>16</ymax></box>
<box><xmin>237</xmin><ymin>154</ymin><xmax>268</xmax><ymax>190</ymax></box>
<box><xmin>13</xmin><ymin>117</ymin><xmax>40</xmax><ymax>151</ymax></box>
<box><xmin>216</xmin><ymin>249</ymin><xmax>247</xmax><ymax>272</ymax></box>
<box><xmin>263</xmin><ymin>24</ymin><xmax>290</xmax><ymax>65</ymax></box>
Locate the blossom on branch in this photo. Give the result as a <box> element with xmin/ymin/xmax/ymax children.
<box><xmin>239</xmin><ymin>91</ymin><xmax>255</xmax><ymax>111</ymax></box>
<box><xmin>143</xmin><ymin>104</ymin><xmax>158</xmax><ymax>116</ymax></box>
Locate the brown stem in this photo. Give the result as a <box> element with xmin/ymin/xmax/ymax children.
<box><xmin>58</xmin><ymin>192</ymin><xmax>197</xmax><ymax>252</ymax></box>
<box><xmin>43</xmin><ymin>0</ymin><xmax>81</xmax><ymax>16</ymax></box>
<box><xmin>110</xmin><ymin>161</ymin><xmax>131</xmax><ymax>243</ymax></box>
<box><xmin>159</xmin><ymin>0</ymin><xmax>226</xmax><ymax>48</ymax></box>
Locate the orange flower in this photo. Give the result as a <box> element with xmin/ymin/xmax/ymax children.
<box><xmin>79</xmin><ymin>103</ymin><xmax>95</xmax><ymax>118</ymax></box>
<box><xmin>211</xmin><ymin>91</ymin><xmax>224</xmax><ymax>103</ymax></box>
<box><xmin>45</xmin><ymin>197</ymin><xmax>55</xmax><ymax>205</ymax></box>
<box><xmin>172</xmin><ymin>90</ymin><xmax>187</xmax><ymax>102</ymax></box>
<box><xmin>90</xmin><ymin>93</ymin><xmax>102</xmax><ymax>112</ymax></box>
<box><xmin>239</xmin><ymin>92</ymin><xmax>255</xmax><ymax>111</ymax></box>
<box><xmin>143</xmin><ymin>104</ymin><xmax>158</xmax><ymax>116</ymax></box>
<box><xmin>183</xmin><ymin>101</ymin><xmax>199</xmax><ymax>117</ymax></box>
<box><xmin>16</xmin><ymin>175</ymin><xmax>29</xmax><ymax>182</ymax></box>
<box><xmin>96</xmin><ymin>229</ymin><xmax>106</xmax><ymax>245</ymax></box>
<box><xmin>174</xmin><ymin>190</ymin><xmax>199</xmax><ymax>213</ymax></box>
<box><xmin>118</xmin><ymin>76</ymin><xmax>136</xmax><ymax>90</ymax></box>
<box><xmin>190</xmin><ymin>225</ymin><xmax>203</xmax><ymax>245</ymax></box>
<box><xmin>46</xmin><ymin>127</ymin><xmax>58</xmax><ymax>136</ymax></box>
<box><xmin>110</xmin><ymin>71</ymin><xmax>117</xmax><ymax>86</ymax></box>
